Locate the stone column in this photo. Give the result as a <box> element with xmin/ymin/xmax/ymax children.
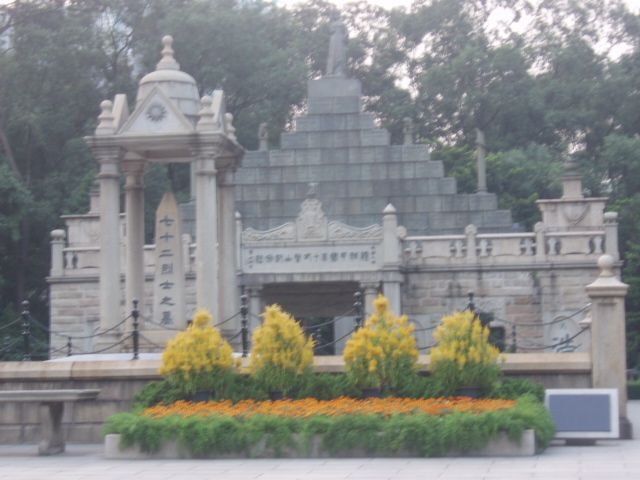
<box><xmin>362</xmin><ymin>283</ymin><xmax>379</xmax><ymax>318</ymax></box>
<box><xmin>383</xmin><ymin>204</ymin><xmax>400</xmax><ymax>266</ymax></box>
<box><xmin>182</xmin><ymin>233</ymin><xmax>192</xmax><ymax>274</ymax></box>
<box><xmin>384</xmin><ymin>282</ymin><xmax>402</xmax><ymax>315</ymax></box>
<box><xmin>465</xmin><ymin>224</ymin><xmax>477</xmax><ymax>262</ymax></box>
<box><xmin>123</xmin><ymin>161</ymin><xmax>145</xmax><ymax>320</ymax></box>
<box><xmin>97</xmin><ymin>153</ymin><xmax>121</xmax><ymax>329</ymax></box>
<box><xmin>218</xmin><ymin>169</ymin><xmax>239</xmax><ymax>328</ymax></box>
<box><xmin>194</xmin><ymin>152</ymin><xmax>219</xmax><ymax>319</ymax></box>
<box><xmin>247</xmin><ymin>286</ymin><xmax>263</xmax><ymax>337</ymax></box>
<box><xmin>235</xmin><ymin>212</ymin><xmax>243</xmax><ymax>274</ymax></box>
<box><xmin>604</xmin><ymin>211</ymin><xmax>619</xmax><ymax>261</ymax></box>
<box><xmin>382</xmin><ymin>203</ymin><xmax>402</xmax><ymax>314</ymax></box>
<box><xmin>534</xmin><ymin>222</ymin><xmax>546</xmax><ymax>261</ymax></box>
<box><xmin>476</xmin><ymin>128</ymin><xmax>487</xmax><ymax>193</ymax></box>
<box><xmin>585</xmin><ymin>254</ymin><xmax>631</xmax><ymax>439</ymax></box>
<box><xmin>50</xmin><ymin>230</ymin><xmax>66</xmax><ymax>276</ymax></box>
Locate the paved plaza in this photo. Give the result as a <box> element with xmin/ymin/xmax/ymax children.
<box><xmin>0</xmin><ymin>402</ymin><xmax>638</xmax><ymax>480</ymax></box>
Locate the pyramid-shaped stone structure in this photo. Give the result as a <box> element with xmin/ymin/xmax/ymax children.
<box><xmin>234</xmin><ymin>73</ymin><xmax>513</xmax><ymax>235</ymax></box>
<box><xmin>233</xmin><ymin>21</ymin><xmax>511</xmax><ymax>235</ymax></box>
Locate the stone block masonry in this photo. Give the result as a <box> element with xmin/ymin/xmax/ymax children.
<box><xmin>233</xmin><ymin>74</ymin><xmax>512</xmax><ymax>236</ymax></box>
<box><xmin>403</xmin><ymin>265</ymin><xmax>596</xmax><ymax>353</ymax></box>
<box><xmin>0</xmin><ymin>356</ymin><xmax>590</xmax><ymax>444</ymax></box>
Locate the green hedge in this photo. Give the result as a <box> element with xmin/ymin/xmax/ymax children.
<box><xmin>105</xmin><ymin>395</ymin><xmax>554</xmax><ymax>457</ymax></box>
<box><xmin>132</xmin><ymin>373</ymin><xmax>545</xmax><ymax>409</ymax></box>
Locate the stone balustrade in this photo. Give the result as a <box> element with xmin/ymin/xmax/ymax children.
<box><xmin>61</xmin><ymin>247</ymin><xmax>100</xmax><ymax>273</ymax></box>
<box><xmin>54</xmin><ymin>228</ymin><xmax>607</xmax><ymax>275</ymax></box>
<box><xmin>402</xmin><ymin>226</ymin><xmax>606</xmax><ymax>267</ymax></box>
<box><xmin>58</xmin><ymin>241</ymin><xmax>198</xmax><ymax>277</ymax></box>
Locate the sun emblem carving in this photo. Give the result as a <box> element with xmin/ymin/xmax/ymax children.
<box><xmin>146</xmin><ymin>103</ymin><xmax>167</xmax><ymax>122</ymax></box>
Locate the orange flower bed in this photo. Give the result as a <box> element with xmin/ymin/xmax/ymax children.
<box><xmin>144</xmin><ymin>397</ymin><xmax>515</xmax><ymax>419</ymax></box>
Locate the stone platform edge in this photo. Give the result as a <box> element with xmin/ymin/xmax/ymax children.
<box><xmin>0</xmin><ymin>353</ymin><xmax>590</xmax><ymax>379</ymax></box>
<box><xmin>104</xmin><ymin>429</ymin><xmax>537</xmax><ymax>459</ymax></box>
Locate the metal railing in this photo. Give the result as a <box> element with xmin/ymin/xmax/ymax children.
<box><xmin>0</xmin><ymin>292</ymin><xmax>592</xmax><ymax>361</ymax></box>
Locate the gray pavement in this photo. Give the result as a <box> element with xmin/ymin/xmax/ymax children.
<box><xmin>1</xmin><ymin>402</ymin><xmax>639</xmax><ymax>480</ymax></box>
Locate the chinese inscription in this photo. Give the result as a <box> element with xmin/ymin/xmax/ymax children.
<box><xmin>243</xmin><ymin>244</ymin><xmax>380</xmax><ymax>273</ymax></box>
<box><xmin>153</xmin><ymin>192</ymin><xmax>186</xmax><ymax>328</ymax></box>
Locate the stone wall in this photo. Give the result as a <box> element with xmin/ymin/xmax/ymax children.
<box><xmin>0</xmin><ymin>361</ymin><xmax>157</xmax><ymax>444</ymax></box>
<box><xmin>48</xmin><ymin>275</ymin><xmax>235</xmax><ymax>356</ymax></box>
<box><xmin>48</xmin><ymin>261</ymin><xmax>596</xmax><ymax>356</ymax></box>
<box><xmin>403</xmin><ymin>264</ymin><xmax>596</xmax><ymax>352</ymax></box>
<box><xmin>0</xmin><ymin>355</ymin><xmax>591</xmax><ymax>444</ymax></box>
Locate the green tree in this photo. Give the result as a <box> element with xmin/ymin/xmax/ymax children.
<box><xmin>132</xmin><ymin>0</ymin><xmax>309</xmax><ymax>150</ymax></box>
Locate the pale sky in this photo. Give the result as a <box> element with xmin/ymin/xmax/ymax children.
<box><xmin>275</xmin><ymin>0</ymin><xmax>640</xmax><ymax>14</ymax></box>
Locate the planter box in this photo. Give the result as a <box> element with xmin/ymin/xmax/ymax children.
<box><xmin>104</xmin><ymin>429</ymin><xmax>536</xmax><ymax>459</ymax></box>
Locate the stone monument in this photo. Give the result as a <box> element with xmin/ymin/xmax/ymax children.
<box><xmin>82</xmin><ymin>35</ymin><xmax>243</xmax><ymax>336</ymax></box>
<box><xmin>152</xmin><ymin>192</ymin><xmax>186</xmax><ymax>328</ymax></box>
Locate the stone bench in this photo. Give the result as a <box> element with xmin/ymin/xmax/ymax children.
<box><xmin>0</xmin><ymin>389</ymin><xmax>100</xmax><ymax>455</ymax></box>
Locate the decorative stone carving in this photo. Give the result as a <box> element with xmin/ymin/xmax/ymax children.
<box><xmin>146</xmin><ymin>103</ymin><xmax>167</xmax><ymax>122</ymax></box>
<box><xmin>328</xmin><ymin>221</ymin><xmax>382</xmax><ymax>240</ymax></box>
<box><xmin>242</xmin><ymin>223</ymin><xmax>296</xmax><ymax>242</ymax></box>
<box><xmin>562</xmin><ymin>203</ymin><xmax>590</xmax><ymax>226</ymax></box>
<box><xmin>296</xmin><ymin>198</ymin><xmax>328</xmax><ymax>241</ymax></box>
<box><xmin>242</xmin><ymin>197</ymin><xmax>382</xmax><ymax>244</ymax></box>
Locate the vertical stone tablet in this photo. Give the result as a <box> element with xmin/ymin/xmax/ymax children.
<box><xmin>153</xmin><ymin>192</ymin><xmax>186</xmax><ymax>328</ymax></box>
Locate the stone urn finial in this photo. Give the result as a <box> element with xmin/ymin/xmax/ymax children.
<box><xmin>597</xmin><ymin>254</ymin><xmax>615</xmax><ymax>278</ymax></box>
<box><xmin>95</xmin><ymin>100</ymin><xmax>115</xmax><ymax>135</ymax></box>
<box><xmin>157</xmin><ymin>35</ymin><xmax>180</xmax><ymax>70</ymax></box>
<box><xmin>197</xmin><ymin>95</ymin><xmax>216</xmax><ymax>132</ymax></box>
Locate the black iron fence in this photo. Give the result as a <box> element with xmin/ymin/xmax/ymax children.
<box><xmin>0</xmin><ymin>292</ymin><xmax>590</xmax><ymax>361</ymax></box>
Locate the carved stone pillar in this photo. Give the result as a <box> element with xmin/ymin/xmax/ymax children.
<box><xmin>194</xmin><ymin>151</ymin><xmax>219</xmax><ymax>320</ymax></box>
<box><xmin>123</xmin><ymin>160</ymin><xmax>145</xmax><ymax>321</ymax></box>
<box><xmin>218</xmin><ymin>168</ymin><xmax>239</xmax><ymax>329</ymax></box>
<box><xmin>97</xmin><ymin>151</ymin><xmax>122</xmax><ymax>329</ymax></box>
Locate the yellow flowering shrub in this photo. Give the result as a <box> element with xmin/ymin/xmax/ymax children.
<box><xmin>249</xmin><ymin>304</ymin><xmax>314</xmax><ymax>394</ymax></box>
<box><xmin>343</xmin><ymin>295</ymin><xmax>418</xmax><ymax>391</ymax></box>
<box><xmin>430</xmin><ymin>310</ymin><xmax>502</xmax><ymax>395</ymax></box>
<box><xmin>160</xmin><ymin>309</ymin><xmax>235</xmax><ymax>395</ymax></box>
